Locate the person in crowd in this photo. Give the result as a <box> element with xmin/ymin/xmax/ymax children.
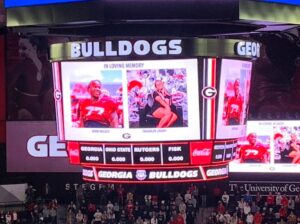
<box><xmin>276</xmin><ymin>192</ymin><xmax>283</xmax><ymax>209</ymax></box>
<box><xmin>150</xmin><ymin>212</ymin><xmax>158</xmax><ymax>224</ymax></box>
<box><xmin>119</xmin><ymin>209</ymin><xmax>127</xmax><ymax>224</ymax></box>
<box><xmin>25</xmin><ymin>185</ymin><xmax>36</xmax><ymax>204</ymax></box>
<box><xmin>41</xmin><ymin>205</ymin><xmax>50</xmax><ymax>223</ymax></box>
<box><xmin>243</xmin><ymin>191</ymin><xmax>253</xmax><ymax>205</ymax></box>
<box><xmin>175</xmin><ymin>213</ymin><xmax>185</xmax><ymax>224</ymax></box>
<box><xmin>78</xmin><ymin>79</ymin><xmax>119</xmax><ymax>128</ymax></box>
<box><xmin>238</xmin><ymin>217</ymin><xmax>245</xmax><ymax>224</ymax></box>
<box><xmin>266</xmin><ymin>192</ymin><xmax>275</xmax><ymax>208</ymax></box>
<box><xmin>281</xmin><ymin>194</ymin><xmax>289</xmax><ymax>208</ymax></box>
<box><xmin>49</xmin><ymin>206</ymin><xmax>57</xmax><ymax>224</ymax></box>
<box><xmin>239</xmin><ymin>132</ymin><xmax>269</xmax><ymax>163</ymax></box>
<box><xmin>213</xmin><ymin>185</ymin><xmax>222</xmax><ymax>205</ymax></box>
<box><xmin>107</xmin><ymin>201</ymin><xmax>114</xmax><ymax>213</ymax></box>
<box><xmin>246</xmin><ymin>212</ymin><xmax>254</xmax><ymax>224</ymax></box>
<box><xmin>287</xmin><ymin>210</ymin><xmax>297</xmax><ymax>224</ymax></box>
<box><xmin>93</xmin><ymin>208</ymin><xmax>103</xmax><ymax>224</ymax></box>
<box><xmin>175</xmin><ymin>193</ymin><xmax>183</xmax><ymax>207</ymax></box>
<box><xmin>216</xmin><ymin>211</ymin><xmax>225</xmax><ymax>223</ymax></box>
<box><xmin>244</xmin><ymin>202</ymin><xmax>251</xmax><ymax>216</ymax></box>
<box><xmin>288</xmin><ymin>196</ymin><xmax>295</xmax><ymax>211</ymax></box>
<box><xmin>107</xmin><ymin>210</ymin><xmax>116</xmax><ymax>224</ymax></box>
<box><xmin>11</xmin><ymin>210</ymin><xmax>18</xmax><ymax>224</ymax></box>
<box><xmin>66</xmin><ymin>208</ymin><xmax>75</xmax><ymax>224</ymax></box>
<box><xmin>150</xmin><ymin>80</ymin><xmax>177</xmax><ymax>128</ymax></box>
<box><xmin>67</xmin><ymin>201</ymin><xmax>77</xmax><ymax>213</ymax></box>
<box><xmin>251</xmin><ymin>201</ymin><xmax>259</xmax><ymax>214</ymax></box>
<box><xmin>184</xmin><ymin>190</ymin><xmax>192</xmax><ymax>203</ymax></box>
<box><xmin>199</xmin><ymin>184</ymin><xmax>208</xmax><ymax>207</ymax></box>
<box><xmin>254</xmin><ymin>192</ymin><xmax>264</xmax><ymax>208</ymax></box>
<box><xmin>253</xmin><ymin>210</ymin><xmax>263</xmax><ymax>224</ymax></box>
<box><xmin>294</xmin><ymin>193</ymin><xmax>300</xmax><ymax>215</ymax></box>
<box><xmin>224</xmin><ymin>210</ymin><xmax>232</xmax><ymax>223</ymax></box>
<box><xmin>221</xmin><ymin>191</ymin><xmax>230</xmax><ymax>208</ymax></box>
<box><xmin>217</xmin><ymin>200</ymin><xmax>226</xmax><ymax>214</ymax></box>
<box><xmin>5</xmin><ymin>212</ymin><xmax>12</xmax><ymax>224</ymax></box>
<box><xmin>279</xmin><ymin>205</ymin><xmax>288</xmax><ymax>221</ymax></box>
<box><xmin>238</xmin><ymin>198</ymin><xmax>246</xmax><ymax>211</ymax></box>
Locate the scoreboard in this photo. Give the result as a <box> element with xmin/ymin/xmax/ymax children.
<box><xmin>50</xmin><ymin>37</ymin><xmax>260</xmax><ymax>183</ymax></box>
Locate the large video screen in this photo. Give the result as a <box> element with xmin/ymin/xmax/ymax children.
<box><xmin>216</xmin><ymin>59</ymin><xmax>252</xmax><ymax>139</ymax></box>
<box><xmin>230</xmin><ymin>120</ymin><xmax>300</xmax><ymax>173</ymax></box>
<box><xmin>56</xmin><ymin>59</ymin><xmax>200</xmax><ymax>142</ymax></box>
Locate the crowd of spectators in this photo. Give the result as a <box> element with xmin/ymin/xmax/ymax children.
<box><xmin>207</xmin><ymin>186</ymin><xmax>300</xmax><ymax>224</ymax></box>
<box><xmin>65</xmin><ymin>183</ymin><xmax>200</xmax><ymax>224</ymax></box>
<box><xmin>5</xmin><ymin>182</ymin><xmax>300</xmax><ymax>224</ymax></box>
<box><xmin>0</xmin><ymin>182</ymin><xmax>206</xmax><ymax>224</ymax></box>
<box><xmin>0</xmin><ymin>184</ymin><xmax>58</xmax><ymax>224</ymax></box>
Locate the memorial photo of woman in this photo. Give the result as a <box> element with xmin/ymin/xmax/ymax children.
<box><xmin>150</xmin><ymin>80</ymin><xmax>178</xmax><ymax>128</ymax></box>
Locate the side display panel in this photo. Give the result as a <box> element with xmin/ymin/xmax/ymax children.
<box><xmin>216</xmin><ymin>59</ymin><xmax>252</xmax><ymax>139</ymax></box>
<box><xmin>55</xmin><ymin>59</ymin><xmax>200</xmax><ymax>142</ymax></box>
<box><xmin>0</xmin><ymin>36</ymin><xmax>5</xmax><ymax>142</ymax></box>
<box><xmin>6</xmin><ymin>121</ymin><xmax>80</xmax><ymax>172</ymax></box>
<box><xmin>230</xmin><ymin>120</ymin><xmax>300</xmax><ymax>173</ymax></box>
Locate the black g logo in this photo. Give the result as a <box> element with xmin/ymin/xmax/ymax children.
<box><xmin>202</xmin><ymin>86</ymin><xmax>217</xmax><ymax>99</ymax></box>
<box><xmin>122</xmin><ymin>133</ymin><xmax>131</xmax><ymax>139</ymax></box>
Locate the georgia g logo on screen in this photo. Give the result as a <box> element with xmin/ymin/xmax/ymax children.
<box><xmin>202</xmin><ymin>86</ymin><xmax>217</xmax><ymax>99</ymax></box>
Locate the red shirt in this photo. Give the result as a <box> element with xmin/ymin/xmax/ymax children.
<box><xmin>281</xmin><ymin>196</ymin><xmax>288</xmax><ymax>207</ymax></box>
<box><xmin>79</xmin><ymin>96</ymin><xmax>117</xmax><ymax>127</ymax></box>
<box><xmin>217</xmin><ymin>203</ymin><xmax>225</xmax><ymax>214</ymax></box>
<box><xmin>176</xmin><ymin>215</ymin><xmax>184</xmax><ymax>224</ymax></box>
<box><xmin>226</xmin><ymin>95</ymin><xmax>243</xmax><ymax>123</ymax></box>
<box><xmin>267</xmin><ymin>195</ymin><xmax>274</xmax><ymax>205</ymax></box>
<box><xmin>169</xmin><ymin>219</ymin><xmax>178</xmax><ymax>224</ymax></box>
<box><xmin>254</xmin><ymin>212</ymin><xmax>262</xmax><ymax>224</ymax></box>
<box><xmin>279</xmin><ymin>207</ymin><xmax>287</xmax><ymax>217</ymax></box>
<box><xmin>240</xmin><ymin>143</ymin><xmax>268</xmax><ymax>162</ymax></box>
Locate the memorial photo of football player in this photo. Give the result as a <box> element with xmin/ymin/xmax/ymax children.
<box><xmin>238</xmin><ymin>132</ymin><xmax>270</xmax><ymax>163</ymax></box>
<box><xmin>70</xmin><ymin>70</ymin><xmax>123</xmax><ymax>128</ymax></box>
<box><xmin>77</xmin><ymin>80</ymin><xmax>119</xmax><ymax>128</ymax></box>
<box><xmin>224</xmin><ymin>79</ymin><xmax>244</xmax><ymax>125</ymax></box>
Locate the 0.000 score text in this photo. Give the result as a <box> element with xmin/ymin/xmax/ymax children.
<box><xmin>111</xmin><ymin>157</ymin><xmax>126</xmax><ymax>162</ymax></box>
<box><xmin>85</xmin><ymin>156</ymin><xmax>99</xmax><ymax>162</ymax></box>
<box><xmin>168</xmin><ymin>156</ymin><xmax>184</xmax><ymax>161</ymax></box>
<box><xmin>140</xmin><ymin>157</ymin><xmax>155</xmax><ymax>162</ymax></box>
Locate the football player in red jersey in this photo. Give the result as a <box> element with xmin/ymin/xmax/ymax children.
<box><xmin>78</xmin><ymin>80</ymin><xmax>119</xmax><ymax>128</ymax></box>
<box><xmin>239</xmin><ymin>132</ymin><xmax>269</xmax><ymax>163</ymax></box>
<box><xmin>225</xmin><ymin>79</ymin><xmax>244</xmax><ymax>125</ymax></box>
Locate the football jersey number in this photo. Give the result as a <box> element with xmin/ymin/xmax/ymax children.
<box><xmin>86</xmin><ymin>106</ymin><xmax>105</xmax><ymax>116</ymax></box>
<box><xmin>245</xmin><ymin>149</ymin><xmax>258</xmax><ymax>156</ymax></box>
